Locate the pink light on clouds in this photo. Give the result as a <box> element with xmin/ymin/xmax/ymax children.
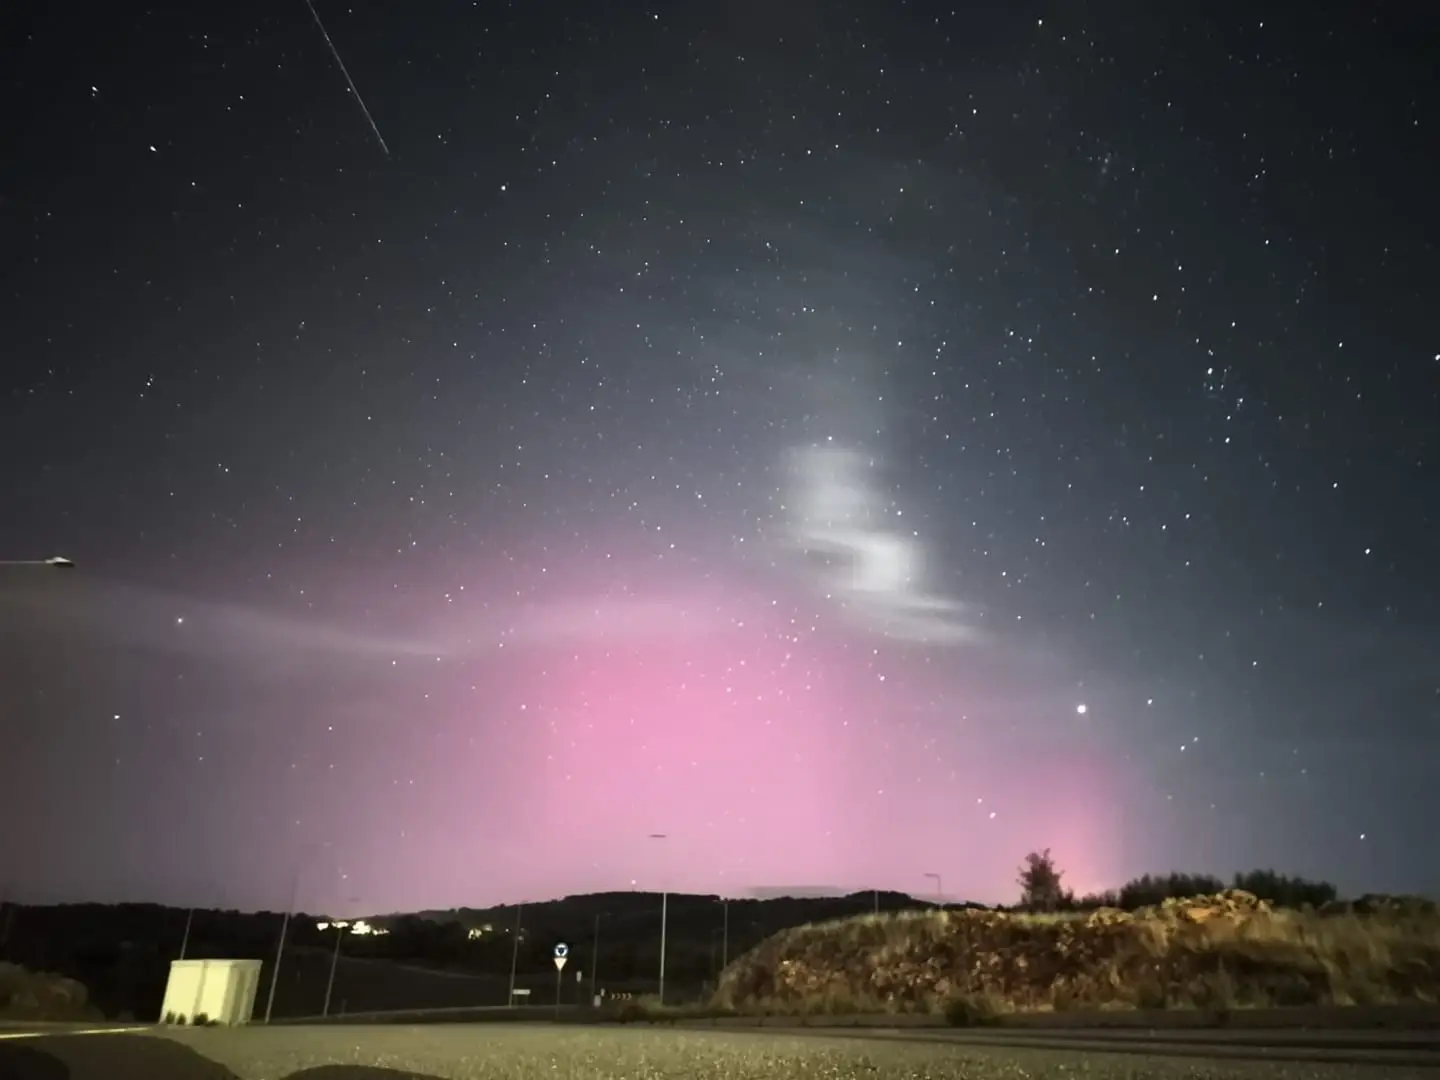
<box><xmin>308</xmin><ymin>571</ymin><xmax>1141</xmax><ymax>913</ymax></box>
<box><xmin>7</xmin><ymin>549</ymin><xmax>1140</xmax><ymax>914</ymax></box>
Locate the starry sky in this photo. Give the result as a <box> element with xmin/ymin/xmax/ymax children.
<box><xmin>1</xmin><ymin>2</ymin><xmax>1435</xmax><ymax>918</ymax></box>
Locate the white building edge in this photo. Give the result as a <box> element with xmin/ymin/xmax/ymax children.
<box><xmin>159</xmin><ymin>958</ymin><xmax>263</xmax><ymax>1026</ymax></box>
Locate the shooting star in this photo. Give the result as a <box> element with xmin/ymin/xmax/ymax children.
<box><xmin>302</xmin><ymin>0</ymin><xmax>390</xmax><ymax>157</ymax></box>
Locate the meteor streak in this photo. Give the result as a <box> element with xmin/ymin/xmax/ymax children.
<box><xmin>303</xmin><ymin>0</ymin><xmax>390</xmax><ymax>157</ymax></box>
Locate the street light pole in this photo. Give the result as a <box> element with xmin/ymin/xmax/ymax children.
<box><xmin>589</xmin><ymin>913</ymin><xmax>601</xmax><ymax>1004</ymax></box>
<box><xmin>322</xmin><ymin>922</ymin><xmax>343</xmax><ymax>1017</ymax></box>
<box><xmin>924</xmin><ymin>872</ymin><xmax>943</xmax><ymax>907</ymax></box>
<box><xmin>507</xmin><ymin>904</ymin><xmax>523</xmax><ymax>1005</ymax></box>
<box><xmin>179</xmin><ymin>908</ymin><xmax>195</xmax><ymax>961</ymax></box>
<box><xmin>263</xmin><ymin>870</ymin><xmax>300</xmax><ymax>1024</ymax></box>
<box><xmin>721</xmin><ymin>899</ymin><xmax>729</xmax><ymax>972</ymax></box>
<box><xmin>649</xmin><ymin>833</ymin><xmax>668</xmax><ymax>1005</ymax></box>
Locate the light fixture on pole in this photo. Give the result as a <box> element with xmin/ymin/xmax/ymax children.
<box><xmin>924</xmin><ymin>872</ymin><xmax>943</xmax><ymax>907</ymax></box>
<box><xmin>649</xmin><ymin>833</ymin><xmax>668</xmax><ymax>1005</ymax></box>
<box><xmin>0</xmin><ymin>556</ymin><xmax>76</xmax><ymax>569</ymax></box>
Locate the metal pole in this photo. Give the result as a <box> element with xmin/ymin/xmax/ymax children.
<box><xmin>263</xmin><ymin>871</ymin><xmax>299</xmax><ymax>1024</ymax></box>
<box><xmin>0</xmin><ymin>891</ymin><xmax>12</xmax><ymax>955</ymax></box>
<box><xmin>658</xmin><ymin>889</ymin><xmax>668</xmax><ymax>1005</ymax></box>
<box><xmin>721</xmin><ymin>899</ymin><xmax>729</xmax><ymax>971</ymax></box>
<box><xmin>873</xmin><ymin>889</ymin><xmax>879</xmax><ymax>915</ymax></box>
<box><xmin>507</xmin><ymin>904</ymin><xmax>523</xmax><ymax>1005</ymax></box>
<box><xmin>322</xmin><ymin>923</ymin><xmax>344</xmax><ymax>1017</ymax></box>
<box><xmin>554</xmin><ymin>963</ymin><xmax>562</xmax><ymax>1017</ymax></box>
<box><xmin>649</xmin><ymin>833</ymin><xmax>668</xmax><ymax>1005</ymax></box>
<box><xmin>179</xmin><ymin>908</ymin><xmax>195</xmax><ymax>960</ymax></box>
<box><xmin>589</xmin><ymin>913</ymin><xmax>600</xmax><ymax>1004</ymax></box>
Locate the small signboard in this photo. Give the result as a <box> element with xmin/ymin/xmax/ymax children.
<box><xmin>553</xmin><ymin>941</ymin><xmax>569</xmax><ymax>971</ymax></box>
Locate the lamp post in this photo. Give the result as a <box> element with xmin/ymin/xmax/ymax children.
<box><xmin>720</xmin><ymin>898</ymin><xmax>729</xmax><ymax>972</ymax></box>
<box><xmin>322</xmin><ymin>898</ymin><xmax>362</xmax><ymax>1018</ymax></box>
<box><xmin>649</xmin><ymin>833</ymin><xmax>668</xmax><ymax>1005</ymax></box>
<box><xmin>179</xmin><ymin>908</ymin><xmax>195</xmax><ymax>960</ymax></box>
<box><xmin>263</xmin><ymin>870</ymin><xmax>301</xmax><ymax>1024</ymax></box>
<box><xmin>0</xmin><ymin>556</ymin><xmax>75</xmax><ymax>569</ymax></box>
<box><xmin>507</xmin><ymin>903</ymin><xmax>523</xmax><ymax>1005</ymax></box>
<box><xmin>924</xmin><ymin>872</ymin><xmax>943</xmax><ymax>907</ymax></box>
<box><xmin>589</xmin><ymin>912</ymin><xmax>601</xmax><ymax>1004</ymax></box>
<box><xmin>264</xmin><ymin>843</ymin><xmax>329</xmax><ymax>1024</ymax></box>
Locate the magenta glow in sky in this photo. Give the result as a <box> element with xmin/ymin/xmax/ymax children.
<box><xmin>311</xmin><ymin>567</ymin><xmax>1139</xmax><ymax>915</ymax></box>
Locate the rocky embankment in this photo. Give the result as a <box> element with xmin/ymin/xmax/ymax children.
<box><xmin>714</xmin><ymin>890</ymin><xmax>1440</xmax><ymax>1015</ymax></box>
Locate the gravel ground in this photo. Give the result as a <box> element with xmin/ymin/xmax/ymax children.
<box><xmin>3</xmin><ymin>1024</ymin><xmax>1437</xmax><ymax>1080</ymax></box>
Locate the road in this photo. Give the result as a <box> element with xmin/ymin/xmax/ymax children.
<box><xmin>0</xmin><ymin>1022</ymin><xmax>1435</xmax><ymax>1079</ymax></box>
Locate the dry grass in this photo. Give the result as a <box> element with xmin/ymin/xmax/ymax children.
<box><xmin>710</xmin><ymin>891</ymin><xmax>1440</xmax><ymax>1020</ymax></box>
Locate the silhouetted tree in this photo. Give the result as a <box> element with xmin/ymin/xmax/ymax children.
<box><xmin>1017</xmin><ymin>849</ymin><xmax>1069</xmax><ymax>911</ymax></box>
<box><xmin>1117</xmin><ymin>872</ymin><xmax>1225</xmax><ymax>909</ymax></box>
<box><xmin>1232</xmin><ymin>869</ymin><xmax>1338</xmax><ymax>909</ymax></box>
<box><xmin>1071</xmin><ymin>889</ymin><xmax>1122</xmax><ymax>910</ymax></box>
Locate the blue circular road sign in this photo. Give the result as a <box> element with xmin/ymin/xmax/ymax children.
<box><xmin>554</xmin><ymin>942</ymin><xmax>569</xmax><ymax>958</ymax></box>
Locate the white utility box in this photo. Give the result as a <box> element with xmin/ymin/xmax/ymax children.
<box><xmin>159</xmin><ymin>958</ymin><xmax>262</xmax><ymax>1026</ymax></box>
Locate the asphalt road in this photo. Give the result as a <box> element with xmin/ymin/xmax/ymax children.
<box><xmin>0</xmin><ymin>1023</ymin><xmax>1437</xmax><ymax>1080</ymax></box>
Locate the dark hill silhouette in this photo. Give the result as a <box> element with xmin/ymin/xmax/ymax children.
<box><xmin>0</xmin><ymin>890</ymin><xmax>932</xmax><ymax>1021</ymax></box>
<box><xmin>0</xmin><ymin>867</ymin><xmax>1378</xmax><ymax>1023</ymax></box>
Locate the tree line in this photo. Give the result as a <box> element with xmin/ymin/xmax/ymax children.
<box><xmin>1014</xmin><ymin>848</ymin><xmax>1340</xmax><ymax>912</ymax></box>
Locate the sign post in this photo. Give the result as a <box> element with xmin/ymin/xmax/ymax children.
<box><xmin>552</xmin><ymin>942</ymin><xmax>569</xmax><ymax>1016</ymax></box>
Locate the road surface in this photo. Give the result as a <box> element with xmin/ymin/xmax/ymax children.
<box><xmin>0</xmin><ymin>1022</ymin><xmax>1435</xmax><ymax>1079</ymax></box>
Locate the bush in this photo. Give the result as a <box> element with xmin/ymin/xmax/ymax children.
<box><xmin>0</xmin><ymin>962</ymin><xmax>92</xmax><ymax>1021</ymax></box>
<box><xmin>944</xmin><ymin>992</ymin><xmax>1003</xmax><ymax>1027</ymax></box>
<box><xmin>614</xmin><ymin>999</ymin><xmax>649</xmax><ymax>1023</ymax></box>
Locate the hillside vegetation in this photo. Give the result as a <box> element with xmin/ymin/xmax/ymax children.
<box><xmin>0</xmin><ymin>961</ymin><xmax>95</xmax><ymax>1021</ymax></box>
<box><xmin>713</xmin><ymin>890</ymin><xmax>1440</xmax><ymax>1018</ymax></box>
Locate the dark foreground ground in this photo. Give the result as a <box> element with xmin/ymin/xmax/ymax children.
<box><xmin>1</xmin><ymin>1023</ymin><xmax>1439</xmax><ymax>1080</ymax></box>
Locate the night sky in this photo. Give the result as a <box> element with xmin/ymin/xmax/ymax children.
<box><xmin>1</xmin><ymin>2</ymin><xmax>1435</xmax><ymax>919</ymax></box>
